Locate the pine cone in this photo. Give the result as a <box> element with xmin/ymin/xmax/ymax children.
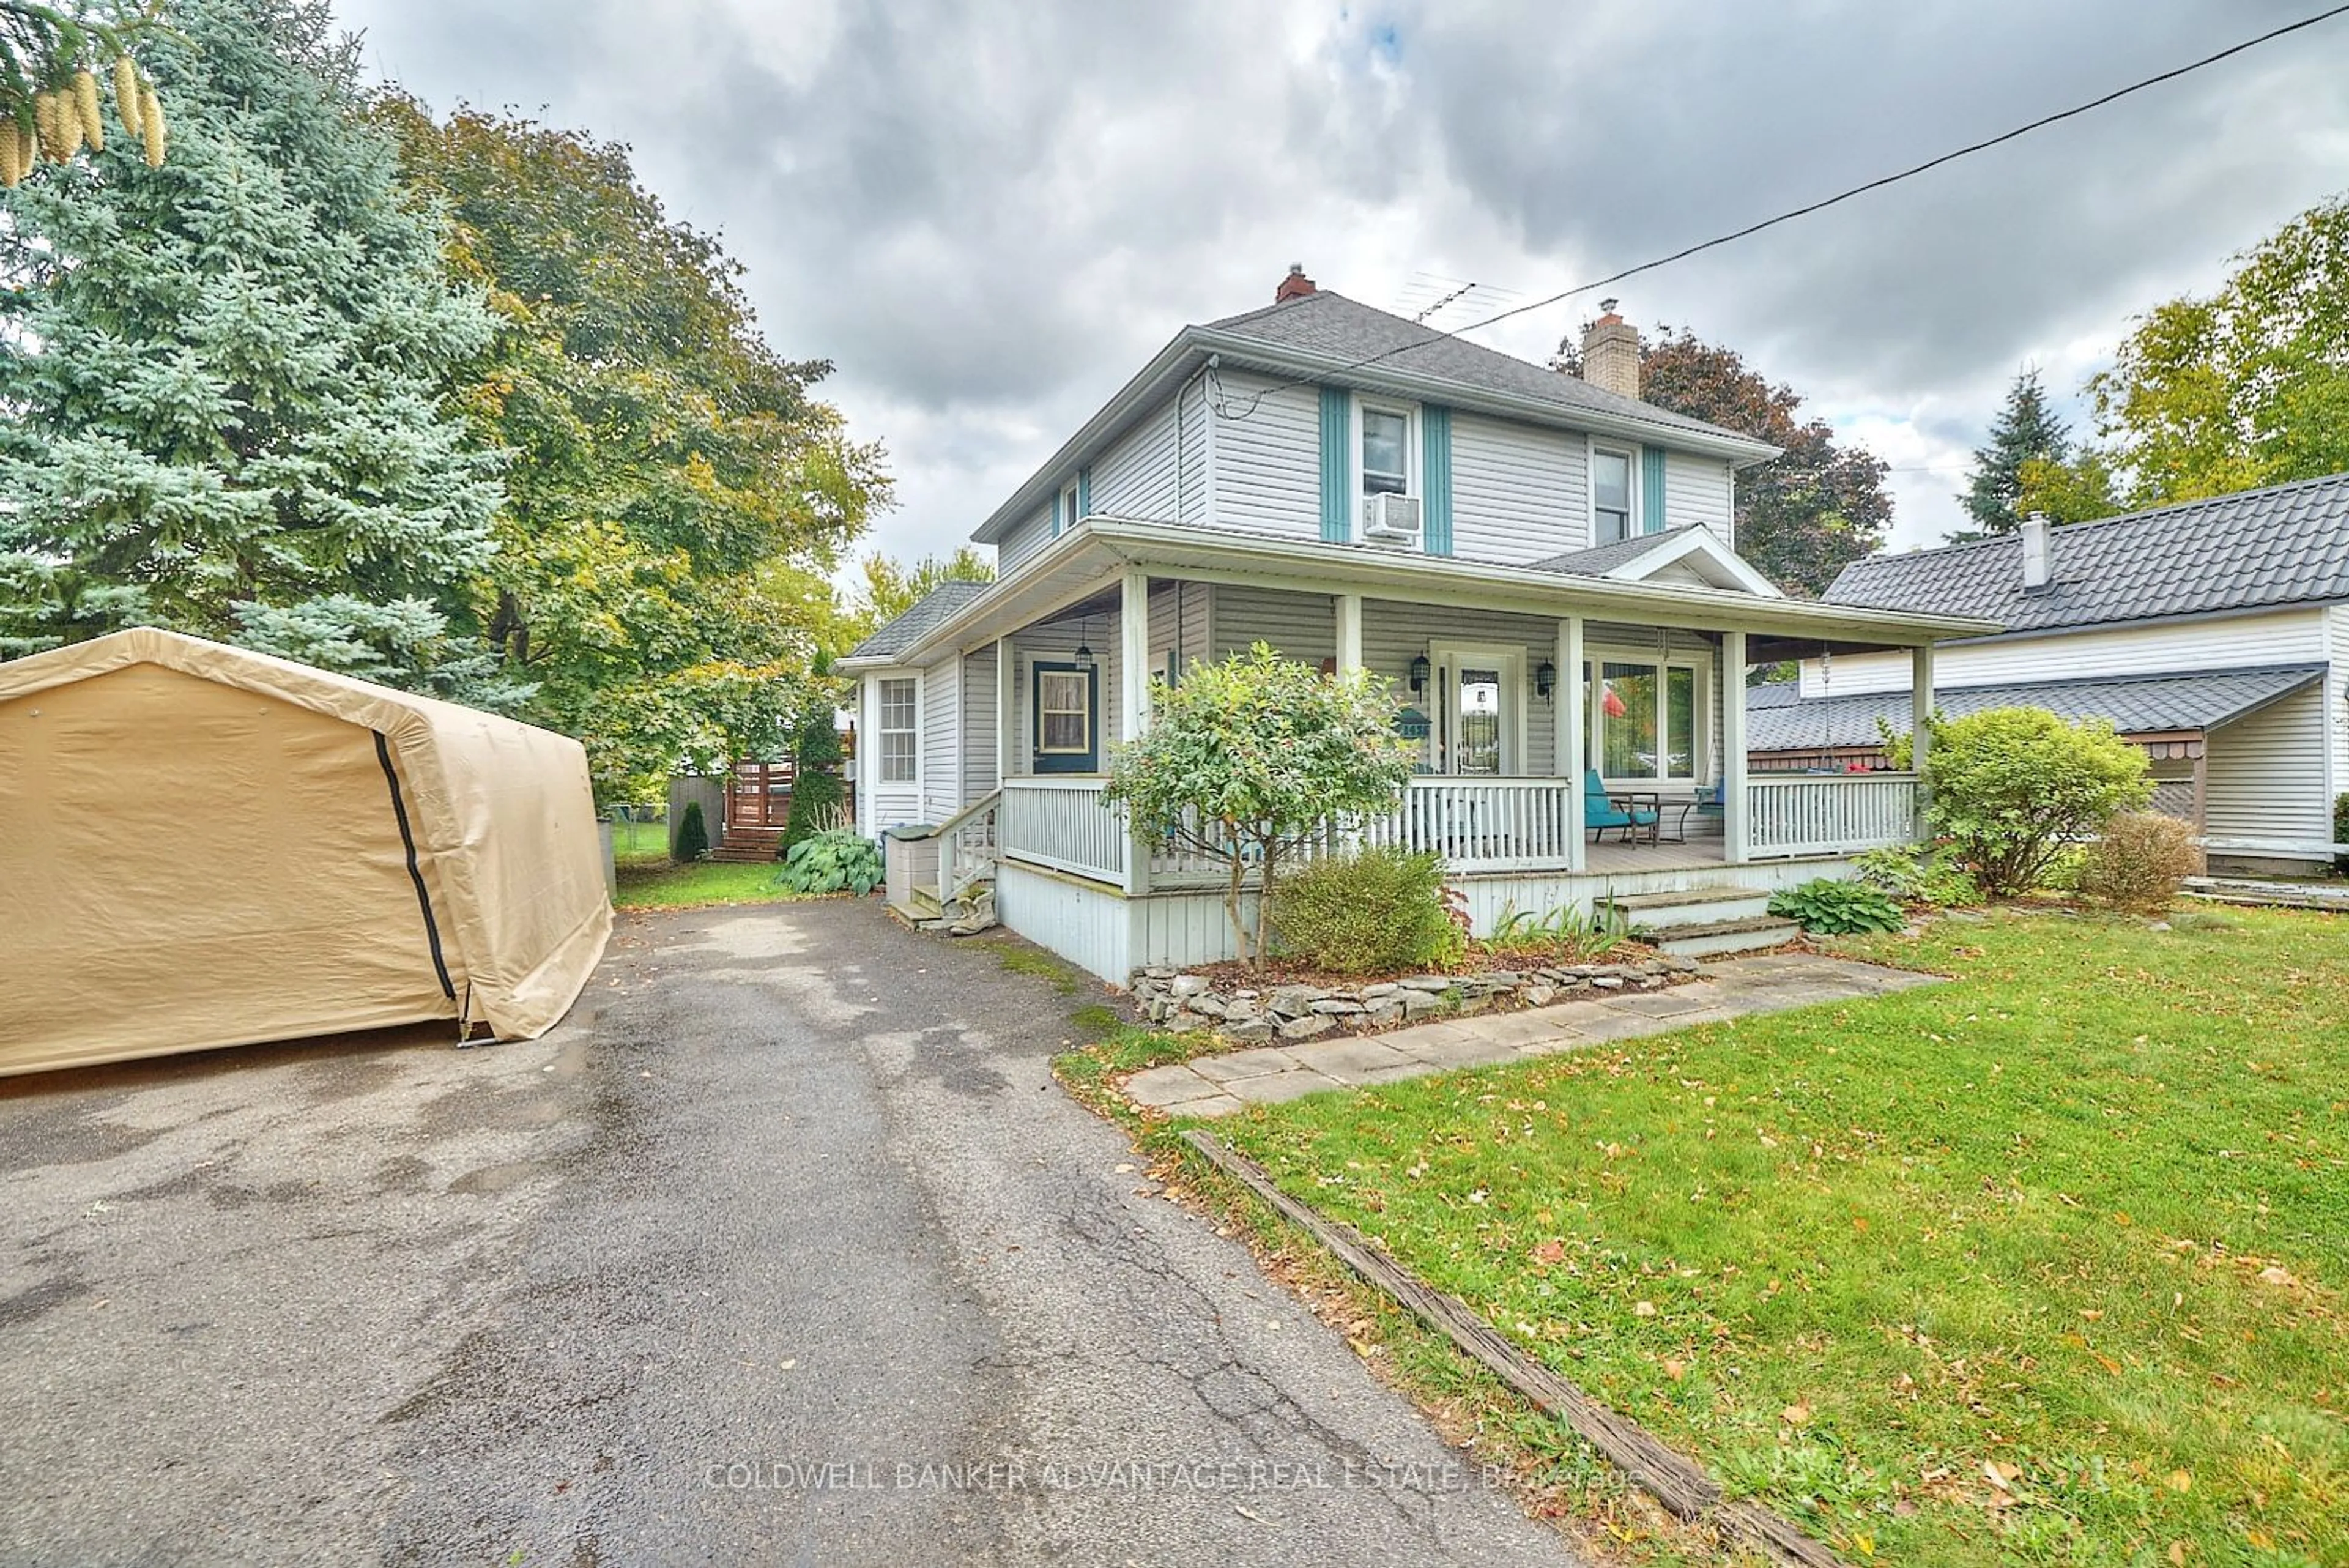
<box><xmin>73</xmin><ymin>70</ymin><xmax>103</xmax><ymax>154</ymax></box>
<box><xmin>0</xmin><ymin>122</ymin><xmax>23</xmax><ymax>188</ymax></box>
<box><xmin>139</xmin><ymin>84</ymin><xmax>164</xmax><ymax>168</ymax></box>
<box><xmin>34</xmin><ymin>92</ymin><xmax>68</xmax><ymax>163</ymax></box>
<box><xmin>113</xmin><ymin>56</ymin><xmax>142</xmax><ymax>138</ymax></box>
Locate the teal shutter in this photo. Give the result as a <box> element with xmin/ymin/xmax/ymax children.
<box><xmin>1420</xmin><ymin>404</ymin><xmax>1453</xmax><ymax>555</ymax></box>
<box><xmin>1077</xmin><ymin>464</ymin><xmax>1092</xmax><ymax>522</ymax></box>
<box><xmin>1318</xmin><ymin>385</ymin><xmax>1351</xmax><ymax>542</ymax></box>
<box><xmin>1641</xmin><ymin>445</ymin><xmax>1666</xmax><ymax>534</ymax></box>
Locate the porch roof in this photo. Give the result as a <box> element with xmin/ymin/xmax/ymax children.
<box><xmin>838</xmin><ymin>516</ymin><xmax>2003</xmax><ymax>671</ymax></box>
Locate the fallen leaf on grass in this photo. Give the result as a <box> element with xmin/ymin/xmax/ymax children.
<box><xmin>1633</xmin><ymin>1301</ymin><xmax>1658</xmax><ymax>1318</ymax></box>
<box><xmin>2258</xmin><ymin>1266</ymin><xmax>2296</xmax><ymax>1288</ymax></box>
<box><xmin>1781</xmin><ymin>1400</ymin><xmax>1814</xmax><ymax>1427</ymax></box>
<box><xmin>2165</xmin><ymin>1470</ymin><xmax>2192</xmax><ymax>1493</ymax></box>
<box><xmin>1532</xmin><ymin>1239</ymin><xmax>1565</xmax><ymax>1266</ymax></box>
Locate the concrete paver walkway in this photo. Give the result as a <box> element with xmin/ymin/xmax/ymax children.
<box><xmin>1126</xmin><ymin>953</ymin><xmax>1942</xmax><ymax>1117</ymax></box>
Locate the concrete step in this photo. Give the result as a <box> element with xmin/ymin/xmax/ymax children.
<box><xmin>1601</xmin><ymin>884</ymin><xmax>1775</xmax><ymax>930</ymax></box>
<box><xmin>1649</xmin><ymin>915</ymin><xmax>1802</xmax><ymax>960</ymax></box>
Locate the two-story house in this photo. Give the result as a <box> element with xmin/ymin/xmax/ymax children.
<box><xmin>841</xmin><ymin>269</ymin><xmax>1997</xmax><ymax>979</ymax></box>
<box><xmin>1753</xmin><ymin>478</ymin><xmax>2349</xmax><ymax>874</ymax></box>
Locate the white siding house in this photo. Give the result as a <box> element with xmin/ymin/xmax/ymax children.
<box><xmin>1769</xmin><ymin>487</ymin><xmax>2349</xmax><ymax>871</ymax></box>
<box><xmin>841</xmin><ymin>275</ymin><xmax>1994</xmax><ymax>980</ymax></box>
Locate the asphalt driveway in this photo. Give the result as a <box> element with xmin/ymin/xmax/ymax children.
<box><xmin>1</xmin><ymin>899</ymin><xmax>1581</xmax><ymax>1566</ymax></box>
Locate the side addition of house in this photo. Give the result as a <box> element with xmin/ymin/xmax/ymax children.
<box><xmin>1756</xmin><ymin>478</ymin><xmax>2349</xmax><ymax>875</ymax></box>
<box><xmin>841</xmin><ymin>268</ymin><xmax>2000</xmax><ymax>981</ymax></box>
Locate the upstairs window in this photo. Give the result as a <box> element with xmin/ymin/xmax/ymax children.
<box><xmin>1056</xmin><ymin>481</ymin><xmax>1080</xmax><ymax>537</ymax></box>
<box><xmin>1593</xmin><ymin>448</ymin><xmax>1633</xmax><ymax>544</ymax></box>
<box><xmin>1361</xmin><ymin>407</ymin><xmax>1410</xmax><ymax>496</ymax></box>
<box><xmin>878</xmin><ymin>678</ymin><xmax>916</xmax><ymax>782</ymax></box>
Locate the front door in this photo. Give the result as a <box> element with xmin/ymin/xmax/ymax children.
<box><xmin>1429</xmin><ymin>643</ymin><xmax>1523</xmax><ymax>775</ymax></box>
<box><xmin>1031</xmin><ymin>661</ymin><xmax>1100</xmax><ymax>773</ymax></box>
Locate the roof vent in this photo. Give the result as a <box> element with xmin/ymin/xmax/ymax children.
<box><xmin>2019</xmin><ymin>511</ymin><xmax>2052</xmax><ymax>592</ymax></box>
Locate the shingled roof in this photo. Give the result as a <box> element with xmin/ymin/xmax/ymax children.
<box><xmin>1203</xmin><ymin>291</ymin><xmax>1762</xmax><ymax>449</ymax></box>
<box><xmin>845</xmin><ymin>581</ymin><xmax>992</xmax><ymax>662</ymax></box>
<box><xmin>1824</xmin><ymin>472</ymin><xmax>2349</xmax><ymax>634</ymax></box>
<box><xmin>1529</xmin><ymin>526</ymin><xmax>1705</xmax><ymax>576</ymax></box>
<box><xmin>1748</xmin><ymin>664</ymin><xmax>2329</xmax><ymax>752</ymax></box>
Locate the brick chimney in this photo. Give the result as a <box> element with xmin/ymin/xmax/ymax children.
<box><xmin>1580</xmin><ymin>299</ymin><xmax>1641</xmax><ymax>399</ymax></box>
<box><xmin>1274</xmin><ymin>263</ymin><xmax>1316</xmax><ymax>303</ymax></box>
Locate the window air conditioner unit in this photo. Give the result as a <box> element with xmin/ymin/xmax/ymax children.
<box><xmin>1361</xmin><ymin>492</ymin><xmax>1422</xmax><ymax>544</ymax></box>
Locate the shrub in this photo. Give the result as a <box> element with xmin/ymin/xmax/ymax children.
<box><xmin>1769</xmin><ymin>878</ymin><xmax>1907</xmax><ymax>936</ymax></box>
<box><xmin>673</xmin><ymin>800</ymin><xmax>710</xmax><ymax>863</ymax></box>
<box><xmin>1853</xmin><ymin>844</ymin><xmax>1980</xmax><ymax>907</ymax></box>
<box><xmin>2081</xmin><ymin>811</ymin><xmax>2203</xmax><ymax>913</ymax></box>
<box><xmin>1923</xmin><ymin>707</ymin><xmax>2153</xmax><ymax>897</ymax></box>
<box><xmin>1105</xmin><ymin>644</ymin><xmax>1416</xmax><ymax>966</ymax></box>
<box><xmin>1267</xmin><ymin>847</ymin><xmax>1455</xmax><ymax>975</ymax></box>
<box><xmin>775</xmin><ymin>830</ymin><xmax>883</xmax><ymax>896</ymax></box>
<box><xmin>782</xmin><ymin>710</ymin><xmax>847</xmax><ymax>851</ymax></box>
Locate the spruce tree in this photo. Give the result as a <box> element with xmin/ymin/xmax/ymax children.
<box><xmin>0</xmin><ymin>0</ymin><xmax>504</xmax><ymax>696</ymax></box>
<box><xmin>1956</xmin><ymin>368</ymin><xmax>2072</xmax><ymax>538</ymax></box>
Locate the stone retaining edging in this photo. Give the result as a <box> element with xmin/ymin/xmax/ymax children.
<box><xmin>1127</xmin><ymin>956</ymin><xmax>1701</xmax><ymax>1044</ymax></box>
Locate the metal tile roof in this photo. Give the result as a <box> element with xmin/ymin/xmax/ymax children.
<box><xmin>1824</xmin><ymin>472</ymin><xmax>2349</xmax><ymax>633</ymax></box>
<box><xmin>844</xmin><ymin>580</ymin><xmax>993</xmax><ymax>662</ymax></box>
<box><xmin>1528</xmin><ymin>526</ymin><xmax>1704</xmax><ymax>576</ymax></box>
<box><xmin>1203</xmin><ymin>291</ymin><xmax>1759</xmax><ymax>448</ymax></box>
<box><xmin>1748</xmin><ymin>664</ymin><xmax>2328</xmax><ymax>752</ymax></box>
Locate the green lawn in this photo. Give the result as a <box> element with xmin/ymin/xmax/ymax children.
<box><xmin>606</xmin><ymin>816</ymin><xmax>796</xmax><ymax>909</ymax></box>
<box><xmin>1214</xmin><ymin>907</ymin><xmax>2349</xmax><ymax>1565</ymax></box>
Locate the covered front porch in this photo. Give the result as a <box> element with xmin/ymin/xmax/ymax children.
<box><xmin>865</xmin><ymin>517</ymin><xmax>1989</xmax><ymax>978</ymax></box>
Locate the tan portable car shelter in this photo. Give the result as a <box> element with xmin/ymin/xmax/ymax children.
<box><xmin>0</xmin><ymin>628</ymin><xmax>612</xmax><ymax>1076</ymax></box>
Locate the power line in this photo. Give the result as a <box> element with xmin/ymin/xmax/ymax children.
<box><xmin>1212</xmin><ymin>5</ymin><xmax>2349</xmax><ymax>420</ymax></box>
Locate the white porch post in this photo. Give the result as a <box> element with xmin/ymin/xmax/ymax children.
<box><xmin>1335</xmin><ymin>592</ymin><xmax>1364</xmax><ymax>672</ymax></box>
<box><xmin>1121</xmin><ymin>570</ymin><xmax>1152</xmax><ymax>894</ymax></box>
<box><xmin>1722</xmin><ymin>630</ymin><xmax>1750</xmax><ymax>864</ymax></box>
<box><xmin>1560</xmin><ymin>615</ymin><xmax>1586</xmax><ymax>873</ymax></box>
<box><xmin>995</xmin><ymin>636</ymin><xmax>1015</xmax><ymax>787</ymax></box>
<box><xmin>1910</xmin><ymin>642</ymin><xmax>1935</xmax><ymax>840</ymax></box>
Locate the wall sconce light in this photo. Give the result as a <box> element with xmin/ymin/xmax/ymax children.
<box><xmin>1409</xmin><ymin>653</ymin><xmax>1431</xmax><ymax>694</ymax></box>
<box><xmin>1535</xmin><ymin>659</ymin><xmax>1556</xmax><ymax>704</ymax></box>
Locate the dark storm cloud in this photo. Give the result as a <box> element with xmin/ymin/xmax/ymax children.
<box><xmin>340</xmin><ymin>0</ymin><xmax>2349</xmax><ymax>552</ymax></box>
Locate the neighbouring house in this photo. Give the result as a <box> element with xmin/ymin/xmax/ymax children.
<box><xmin>839</xmin><ymin>269</ymin><xmax>1998</xmax><ymax>981</ymax></box>
<box><xmin>1756</xmin><ymin>476</ymin><xmax>2349</xmax><ymax>874</ymax></box>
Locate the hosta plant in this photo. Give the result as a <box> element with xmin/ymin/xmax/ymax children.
<box><xmin>775</xmin><ymin>830</ymin><xmax>883</xmax><ymax>896</ymax></box>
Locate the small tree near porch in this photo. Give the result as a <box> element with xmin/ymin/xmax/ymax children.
<box><xmin>1103</xmin><ymin>644</ymin><xmax>1416</xmax><ymax>967</ymax></box>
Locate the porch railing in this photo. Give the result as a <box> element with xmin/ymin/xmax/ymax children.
<box><xmin>999</xmin><ymin>778</ymin><xmax>1128</xmax><ymax>884</ymax></box>
<box><xmin>1745</xmin><ymin>773</ymin><xmax>1920</xmax><ymax>859</ymax></box>
<box><xmin>994</xmin><ymin>772</ymin><xmax>1926</xmax><ymax>890</ymax></box>
<box><xmin>1365</xmin><ymin>777</ymin><xmax>1581</xmax><ymax>872</ymax></box>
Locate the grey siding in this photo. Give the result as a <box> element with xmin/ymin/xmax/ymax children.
<box><xmin>962</xmin><ymin>650</ymin><xmax>998</xmax><ymax>796</ymax></box>
<box><xmin>1207</xmin><ymin>370</ymin><xmax>1321</xmax><ymax>540</ymax></box>
<box><xmin>1663</xmin><ymin>450</ymin><xmax>1734</xmax><ymax>536</ymax></box>
<box><xmin>2330</xmin><ymin>606</ymin><xmax>2349</xmax><ymax>820</ymax></box>
<box><xmin>1091</xmin><ymin>403</ymin><xmax>1180</xmax><ymax>521</ymax></box>
<box><xmin>1148</xmin><ymin>578</ymin><xmax>1214</xmax><ymax>686</ymax></box>
<box><xmin>1212</xmin><ymin>584</ymin><xmax>1335</xmax><ymax>666</ymax></box>
<box><xmin>1178</xmin><ymin>376</ymin><xmax>1211</xmax><ymax>526</ymax></box>
<box><xmin>997</xmin><ymin>500</ymin><xmax>1055</xmax><ymax>574</ymax></box>
<box><xmin>919</xmin><ymin>655</ymin><xmax>960</xmax><ymax>821</ymax></box>
<box><xmin>1363</xmin><ymin>600</ymin><xmax>1559</xmax><ymax>775</ymax></box>
<box><xmin>2206</xmin><ymin>683</ymin><xmax>2330</xmax><ymax>847</ymax></box>
<box><xmin>1450</xmin><ymin>411</ymin><xmax>1587</xmax><ymax>562</ymax></box>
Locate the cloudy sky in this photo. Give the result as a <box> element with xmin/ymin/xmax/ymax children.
<box><xmin>336</xmin><ymin>0</ymin><xmax>2349</xmax><ymax>562</ymax></box>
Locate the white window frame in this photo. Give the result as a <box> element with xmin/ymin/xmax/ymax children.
<box><xmin>1057</xmin><ymin>481</ymin><xmax>1081</xmax><ymax>537</ymax></box>
<box><xmin>1034</xmin><ymin>664</ymin><xmax>1095</xmax><ymax>759</ymax></box>
<box><xmin>1588</xmin><ymin>438</ymin><xmax>1638</xmax><ymax>547</ymax></box>
<box><xmin>1584</xmin><ymin>646</ymin><xmax>1709</xmax><ymax>786</ymax></box>
<box><xmin>877</xmin><ymin>675</ymin><xmax>918</xmax><ymax>784</ymax></box>
<box><xmin>1350</xmin><ymin>393</ymin><xmax>1420</xmax><ymax>541</ymax></box>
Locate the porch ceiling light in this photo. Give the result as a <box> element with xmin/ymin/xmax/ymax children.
<box><xmin>1409</xmin><ymin>653</ymin><xmax>1430</xmax><ymax>694</ymax></box>
<box><xmin>1535</xmin><ymin>659</ymin><xmax>1556</xmax><ymax>703</ymax></box>
<box><xmin>1074</xmin><ymin>619</ymin><xmax>1097</xmax><ymax>671</ymax></box>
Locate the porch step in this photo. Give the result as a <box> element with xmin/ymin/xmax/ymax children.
<box><xmin>710</xmin><ymin>828</ymin><xmax>787</xmax><ymax>863</ymax></box>
<box><xmin>1648</xmin><ymin>915</ymin><xmax>1803</xmax><ymax>960</ymax></box>
<box><xmin>1601</xmin><ymin>883</ymin><xmax>1775</xmax><ymax>931</ymax></box>
<box><xmin>907</xmin><ymin>883</ymin><xmax>943</xmax><ymax>919</ymax></box>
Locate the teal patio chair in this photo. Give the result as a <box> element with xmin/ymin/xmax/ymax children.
<box><xmin>1584</xmin><ymin>768</ymin><xmax>1657</xmax><ymax>845</ymax></box>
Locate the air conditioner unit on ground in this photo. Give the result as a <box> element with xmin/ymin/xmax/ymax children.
<box><xmin>1361</xmin><ymin>492</ymin><xmax>1422</xmax><ymax>544</ymax></box>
